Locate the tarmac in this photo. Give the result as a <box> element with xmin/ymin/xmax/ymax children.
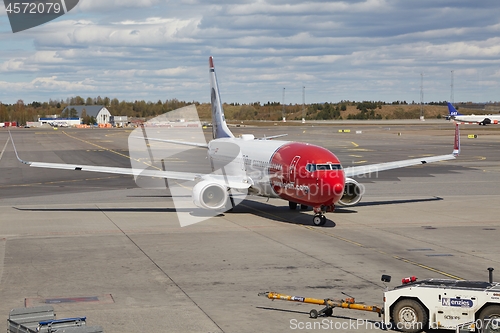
<box><xmin>0</xmin><ymin>122</ymin><xmax>499</xmax><ymax>332</ymax></box>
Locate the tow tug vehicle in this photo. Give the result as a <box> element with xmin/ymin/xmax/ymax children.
<box><xmin>259</xmin><ymin>268</ymin><xmax>500</xmax><ymax>332</ymax></box>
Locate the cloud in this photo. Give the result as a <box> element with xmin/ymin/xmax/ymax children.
<box><xmin>77</xmin><ymin>0</ymin><xmax>161</xmax><ymax>11</ymax></box>
<box><xmin>0</xmin><ymin>1</ymin><xmax>500</xmax><ymax>103</ymax></box>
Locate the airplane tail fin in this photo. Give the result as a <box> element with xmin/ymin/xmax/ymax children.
<box><xmin>447</xmin><ymin>102</ymin><xmax>463</xmax><ymax>116</ymax></box>
<box><xmin>209</xmin><ymin>56</ymin><xmax>234</xmax><ymax>139</ymax></box>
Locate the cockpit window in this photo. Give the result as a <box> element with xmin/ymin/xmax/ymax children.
<box><xmin>306</xmin><ymin>163</ymin><xmax>343</xmax><ymax>172</ymax></box>
<box><xmin>316</xmin><ymin>164</ymin><xmax>330</xmax><ymax>170</ymax></box>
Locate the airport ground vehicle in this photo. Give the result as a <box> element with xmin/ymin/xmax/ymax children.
<box><xmin>260</xmin><ymin>269</ymin><xmax>500</xmax><ymax>332</ymax></box>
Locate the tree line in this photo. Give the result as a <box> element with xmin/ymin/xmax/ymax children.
<box><xmin>0</xmin><ymin>96</ymin><xmax>454</xmax><ymax>124</ymax></box>
<box><xmin>0</xmin><ymin>97</ymin><xmax>197</xmax><ymax>124</ymax></box>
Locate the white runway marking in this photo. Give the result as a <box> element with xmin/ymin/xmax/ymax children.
<box><xmin>0</xmin><ymin>137</ymin><xmax>10</xmax><ymax>163</ymax></box>
<box><xmin>0</xmin><ymin>239</ymin><xmax>5</xmax><ymax>284</ymax></box>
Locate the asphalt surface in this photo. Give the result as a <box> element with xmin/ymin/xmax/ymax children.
<box><xmin>0</xmin><ymin>122</ymin><xmax>499</xmax><ymax>332</ymax></box>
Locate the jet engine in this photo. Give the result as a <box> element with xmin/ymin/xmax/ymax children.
<box><xmin>338</xmin><ymin>178</ymin><xmax>364</xmax><ymax>206</ymax></box>
<box><xmin>480</xmin><ymin>118</ymin><xmax>491</xmax><ymax>125</ymax></box>
<box><xmin>192</xmin><ymin>180</ymin><xmax>228</xmax><ymax>210</ymax></box>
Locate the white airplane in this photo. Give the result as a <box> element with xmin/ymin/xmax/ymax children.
<box><xmin>448</xmin><ymin>102</ymin><xmax>500</xmax><ymax>125</ymax></box>
<box><xmin>10</xmin><ymin>57</ymin><xmax>461</xmax><ymax>226</ymax></box>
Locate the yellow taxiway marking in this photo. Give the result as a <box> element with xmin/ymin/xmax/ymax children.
<box><xmin>349</xmin><ymin>154</ymin><xmax>363</xmax><ymax>158</ymax></box>
<box><xmin>0</xmin><ymin>136</ymin><xmax>10</xmax><ymax>163</ymax></box>
<box><xmin>63</xmin><ymin>131</ymin><xmax>194</xmax><ymax>190</ymax></box>
<box><xmin>351</xmin><ymin>141</ymin><xmax>359</xmax><ymax>147</ymax></box>
<box><xmin>347</xmin><ymin>148</ymin><xmax>374</xmax><ymax>152</ymax></box>
<box><xmin>62</xmin><ymin>131</ymin><xmax>162</xmax><ymax>171</ymax></box>
<box><xmin>353</xmin><ymin>160</ymin><xmax>367</xmax><ymax>164</ymax></box>
<box><xmin>105</xmin><ymin>131</ymin><xmax>133</xmax><ymax>137</ymax></box>
<box><xmin>305</xmin><ymin>226</ymin><xmax>463</xmax><ymax>280</ymax></box>
<box><xmin>0</xmin><ymin>176</ymin><xmax>124</xmax><ymax>188</ymax></box>
<box><xmin>239</xmin><ymin>203</ymin><xmax>462</xmax><ymax>280</ymax></box>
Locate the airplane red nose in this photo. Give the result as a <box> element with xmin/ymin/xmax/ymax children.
<box><xmin>317</xmin><ymin>170</ymin><xmax>345</xmax><ymax>204</ymax></box>
<box><xmin>333</xmin><ymin>182</ymin><xmax>344</xmax><ymax>196</ymax></box>
<box><xmin>330</xmin><ymin>171</ymin><xmax>345</xmax><ymax>200</ymax></box>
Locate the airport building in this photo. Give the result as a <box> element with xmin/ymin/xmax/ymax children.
<box><xmin>62</xmin><ymin>105</ymin><xmax>112</xmax><ymax>125</ymax></box>
<box><xmin>29</xmin><ymin>106</ymin><xmax>114</xmax><ymax>127</ymax></box>
<box><xmin>110</xmin><ymin>115</ymin><xmax>128</xmax><ymax>127</ymax></box>
<box><xmin>38</xmin><ymin>117</ymin><xmax>80</xmax><ymax>127</ymax></box>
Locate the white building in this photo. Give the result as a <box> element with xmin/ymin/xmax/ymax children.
<box><xmin>62</xmin><ymin>105</ymin><xmax>112</xmax><ymax>125</ymax></box>
<box><xmin>110</xmin><ymin>115</ymin><xmax>128</xmax><ymax>127</ymax></box>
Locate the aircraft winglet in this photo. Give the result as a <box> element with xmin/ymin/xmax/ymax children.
<box><xmin>8</xmin><ymin>131</ymin><xmax>31</xmax><ymax>165</ymax></box>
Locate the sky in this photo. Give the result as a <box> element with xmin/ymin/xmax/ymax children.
<box><xmin>0</xmin><ymin>0</ymin><xmax>500</xmax><ymax>105</ymax></box>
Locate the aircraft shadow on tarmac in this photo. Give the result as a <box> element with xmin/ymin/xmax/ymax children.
<box><xmin>14</xmin><ymin>207</ymin><xmax>185</xmax><ymax>213</ymax></box>
<box><xmin>353</xmin><ymin>196</ymin><xmax>442</xmax><ymax>207</ymax></box>
<box><xmin>14</xmin><ymin>196</ymin><xmax>442</xmax><ymax>228</ymax></box>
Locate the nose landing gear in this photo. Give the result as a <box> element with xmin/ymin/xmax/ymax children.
<box><xmin>312</xmin><ymin>214</ymin><xmax>326</xmax><ymax>226</ymax></box>
<box><xmin>312</xmin><ymin>206</ymin><xmax>329</xmax><ymax>226</ymax></box>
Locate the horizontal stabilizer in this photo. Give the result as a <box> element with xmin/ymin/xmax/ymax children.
<box><xmin>131</xmin><ymin>136</ymin><xmax>208</xmax><ymax>148</ymax></box>
<box><xmin>259</xmin><ymin>134</ymin><xmax>288</xmax><ymax>140</ymax></box>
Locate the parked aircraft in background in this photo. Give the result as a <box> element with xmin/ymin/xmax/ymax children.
<box><xmin>10</xmin><ymin>57</ymin><xmax>461</xmax><ymax>226</ymax></box>
<box><xmin>447</xmin><ymin>102</ymin><xmax>500</xmax><ymax>125</ymax></box>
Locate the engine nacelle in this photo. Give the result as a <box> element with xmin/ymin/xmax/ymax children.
<box><xmin>338</xmin><ymin>178</ymin><xmax>364</xmax><ymax>206</ymax></box>
<box><xmin>192</xmin><ymin>181</ymin><xmax>228</xmax><ymax>210</ymax></box>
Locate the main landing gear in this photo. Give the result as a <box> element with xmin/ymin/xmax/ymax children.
<box><xmin>289</xmin><ymin>202</ymin><xmax>309</xmax><ymax>210</ymax></box>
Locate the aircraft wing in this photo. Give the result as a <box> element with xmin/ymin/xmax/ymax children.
<box><xmin>344</xmin><ymin>123</ymin><xmax>460</xmax><ymax>178</ymax></box>
<box><xmin>9</xmin><ymin>132</ymin><xmax>250</xmax><ymax>190</ymax></box>
<box><xmin>343</xmin><ymin>154</ymin><xmax>456</xmax><ymax>178</ymax></box>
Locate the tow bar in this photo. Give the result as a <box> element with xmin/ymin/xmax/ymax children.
<box><xmin>258</xmin><ymin>291</ymin><xmax>383</xmax><ymax>319</ymax></box>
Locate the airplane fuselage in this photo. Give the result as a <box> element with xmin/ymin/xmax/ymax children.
<box><xmin>208</xmin><ymin>137</ymin><xmax>345</xmax><ymax>209</ymax></box>
<box><xmin>454</xmin><ymin>114</ymin><xmax>500</xmax><ymax>125</ymax></box>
